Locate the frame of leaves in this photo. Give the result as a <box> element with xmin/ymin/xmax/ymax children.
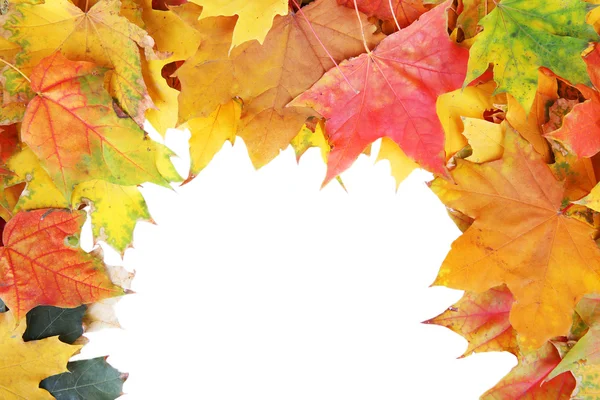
<box><xmin>1</xmin><ymin>0</ymin><xmax>600</xmax><ymax>397</ymax></box>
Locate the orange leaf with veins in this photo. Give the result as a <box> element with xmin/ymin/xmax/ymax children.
<box><xmin>431</xmin><ymin>127</ymin><xmax>600</xmax><ymax>349</ymax></box>
<box><xmin>0</xmin><ymin>209</ymin><xmax>125</xmax><ymax>322</ymax></box>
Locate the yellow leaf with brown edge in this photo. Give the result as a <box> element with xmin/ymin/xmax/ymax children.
<box><xmin>5</xmin><ymin>0</ymin><xmax>155</xmax><ymax>124</ymax></box>
<box><xmin>461</xmin><ymin>118</ymin><xmax>505</xmax><ymax>163</ymax></box>
<box><xmin>376</xmin><ymin>138</ymin><xmax>418</xmax><ymax>190</ymax></box>
<box><xmin>176</xmin><ymin>0</ymin><xmax>383</xmax><ymax>168</ymax></box>
<box><xmin>0</xmin><ymin>311</ymin><xmax>82</xmax><ymax>400</ymax></box>
<box><xmin>430</xmin><ymin>126</ymin><xmax>600</xmax><ymax>350</ymax></box>
<box><xmin>436</xmin><ymin>81</ymin><xmax>499</xmax><ymax>160</ymax></box>
<box><xmin>5</xmin><ymin>146</ymin><xmax>69</xmax><ymax>211</ymax></box>
<box><xmin>141</xmin><ymin>2</ymin><xmax>202</xmax><ymax>135</ymax></box>
<box><xmin>72</xmin><ymin>180</ymin><xmax>153</xmax><ymax>255</ymax></box>
<box><xmin>505</xmin><ymin>70</ymin><xmax>556</xmax><ymax>163</ymax></box>
<box><xmin>191</xmin><ymin>0</ymin><xmax>288</xmax><ymax>49</ymax></box>
<box><xmin>185</xmin><ymin>100</ymin><xmax>240</xmax><ymax>183</ymax></box>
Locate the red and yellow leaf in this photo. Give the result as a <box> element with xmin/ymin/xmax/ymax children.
<box><xmin>21</xmin><ymin>52</ymin><xmax>169</xmax><ymax>198</ymax></box>
<box><xmin>0</xmin><ymin>209</ymin><xmax>125</xmax><ymax>321</ymax></box>
<box><xmin>424</xmin><ymin>285</ymin><xmax>517</xmax><ymax>357</ymax></box>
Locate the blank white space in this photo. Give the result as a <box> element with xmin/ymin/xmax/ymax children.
<box><xmin>75</xmin><ymin>127</ymin><xmax>516</xmax><ymax>399</ymax></box>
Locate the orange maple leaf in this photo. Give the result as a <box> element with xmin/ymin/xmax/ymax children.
<box><xmin>431</xmin><ymin>127</ymin><xmax>600</xmax><ymax>349</ymax></box>
<box><xmin>0</xmin><ymin>209</ymin><xmax>125</xmax><ymax>322</ymax></box>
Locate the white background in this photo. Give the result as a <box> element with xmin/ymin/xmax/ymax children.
<box><xmin>75</xmin><ymin>127</ymin><xmax>516</xmax><ymax>399</ymax></box>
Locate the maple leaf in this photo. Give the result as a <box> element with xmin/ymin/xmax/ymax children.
<box><xmin>72</xmin><ymin>180</ymin><xmax>153</xmax><ymax>255</ymax></box>
<box><xmin>424</xmin><ymin>285</ymin><xmax>518</xmax><ymax>357</ymax></box>
<box><xmin>0</xmin><ymin>311</ymin><xmax>81</xmax><ymax>400</ymax></box>
<box><xmin>376</xmin><ymin>137</ymin><xmax>418</xmax><ymax>190</ymax></box>
<box><xmin>21</xmin><ymin>52</ymin><xmax>170</xmax><ymax>198</ymax></box>
<box><xmin>336</xmin><ymin>0</ymin><xmax>433</xmax><ymax>28</ymax></box>
<box><xmin>4</xmin><ymin>0</ymin><xmax>155</xmax><ymax>124</ymax></box>
<box><xmin>481</xmin><ymin>342</ymin><xmax>576</xmax><ymax>399</ymax></box>
<box><xmin>177</xmin><ymin>0</ymin><xmax>383</xmax><ymax>169</ymax></box>
<box><xmin>0</xmin><ymin>209</ymin><xmax>126</xmax><ymax>322</ymax></box>
<box><xmin>40</xmin><ymin>356</ymin><xmax>128</xmax><ymax>400</ymax></box>
<box><xmin>185</xmin><ymin>99</ymin><xmax>240</xmax><ymax>182</ymax></box>
<box><xmin>465</xmin><ymin>0</ymin><xmax>599</xmax><ymax>114</ymax></box>
<box><xmin>140</xmin><ymin>1</ymin><xmax>202</xmax><ymax>135</ymax></box>
<box><xmin>190</xmin><ymin>0</ymin><xmax>288</xmax><ymax>49</ymax></box>
<box><xmin>430</xmin><ymin>127</ymin><xmax>600</xmax><ymax>349</ymax></box>
<box><xmin>291</xmin><ymin>0</ymin><xmax>469</xmax><ymax>184</ymax></box>
<box><xmin>23</xmin><ymin>304</ymin><xmax>87</xmax><ymax>344</ymax></box>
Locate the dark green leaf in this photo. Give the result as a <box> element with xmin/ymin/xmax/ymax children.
<box><xmin>40</xmin><ymin>357</ymin><xmax>128</xmax><ymax>400</ymax></box>
<box><xmin>23</xmin><ymin>305</ymin><xmax>86</xmax><ymax>344</ymax></box>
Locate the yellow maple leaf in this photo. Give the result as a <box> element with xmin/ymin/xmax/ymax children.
<box><xmin>72</xmin><ymin>180</ymin><xmax>153</xmax><ymax>255</ymax></box>
<box><xmin>376</xmin><ymin>138</ymin><xmax>418</xmax><ymax>190</ymax></box>
<box><xmin>0</xmin><ymin>311</ymin><xmax>81</xmax><ymax>399</ymax></box>
<box><xmin>140</xmin><ymin>1</ymin><xmax>202</xmax><ymax>135</ymax></box>
<box><xmin>191</xmin><ymin>0</ymin><xmax>289</xmax><ymax>49</ymax></box>
<box><xmin>185</xmin><ymin>99</ymin><xmax>241</xmax><ymax>182</ymax></box>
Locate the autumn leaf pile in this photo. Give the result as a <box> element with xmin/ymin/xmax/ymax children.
<box><xmin>3</xmin><ymin>0</ymin><xmax>600</xmax><ymax>397</ymax></box>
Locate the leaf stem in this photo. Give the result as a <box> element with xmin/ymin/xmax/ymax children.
<box><xmin>289</xmin><ymin>0</ymin><xmax>358</xmax><ymax>94</ymax></box>
<box><xmin>353</xmin><ymin>0</ymin><xmax>371</xmax><ymax>55</ymax></box>
<box><xmin>389</xmin><ymin>0</ymin><xmax>401</xmax><ymax>31</ymax></box>
<box><xmin>0</xmin><ymin>57</ymin><xmax>30</xmax><ymax>84</ymax></box>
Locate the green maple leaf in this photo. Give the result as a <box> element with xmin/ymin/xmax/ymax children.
<box><xmin>465</xmin><ymin>0</ymin><xmax>599</xmax><ymax>113</ymax></box>
<box><xmin>41</xmin><ymin>357</ymin><xmax>127</xmax><ymax>400</ymax></box>
<box><xmin>23</xmin><ymin>305</ymin><xmax>87</xmax><ymax>344</ymax></box>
